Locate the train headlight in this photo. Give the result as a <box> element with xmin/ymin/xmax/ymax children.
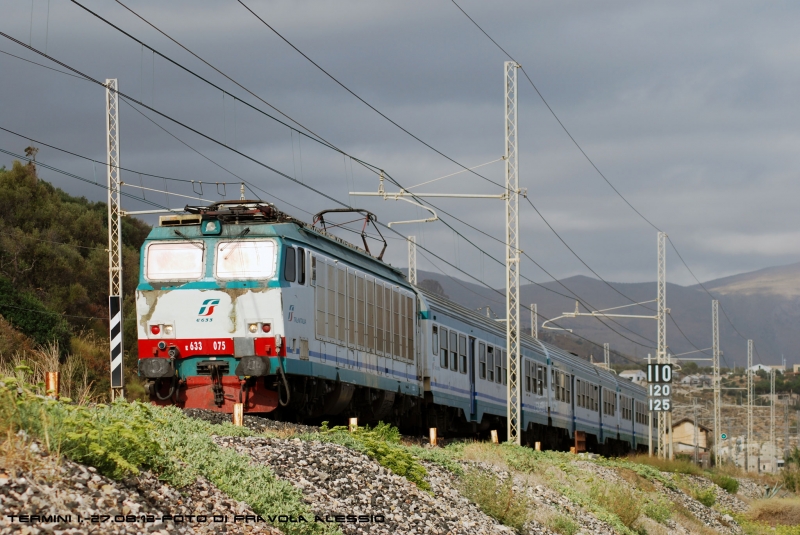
<box><xmin>164</xmin><ymin>325</ymin><xmax>174</xmax><ymax>336</ymax></box>
<box><xmin>248</xmin><ymin>323</ymin><xmax>258</xmax><ymax>333</ymax></box>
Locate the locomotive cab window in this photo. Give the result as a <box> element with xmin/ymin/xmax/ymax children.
<box><xmin>146</xmin><ymin>241</ymin><xmax>205</xmax><ymax>281</ymax></box>
<box><xmin>284</xmin><ymin>247</ymin><xmax>296</xmax><ymax>282</ymax></box>
<box><xmin>216</xmin><ymin>240</ymin><xmax>276</xmax><ymax>279</ymax></box>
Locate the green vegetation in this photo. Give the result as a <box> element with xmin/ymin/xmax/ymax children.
<box><xmin>317</xmin><ymin>421</ymin><xmax>430</xmax><ymax>490</ymax></box>
<box><xmin>709</xmin><ymin>472</ymin><xmax>740</xmax><ymax>494</ymax></box>
<box><xmin>457</xmin><ymin>467</ymin><xmax>529</xmax><ymax>532</ymax></box>
<box><xmin>692</xmin><ymin>485</ymin><xmax>716</xmax><ymax>507</ymax></box>
<box><xmin>642</xmin><ymin>496</ymin><xmax>673</xmax><ymax>523</ymax></box>
<box><xmin>1</xmin><ymin>368</ymin><xmax>335</xmax><ymax>535</ymax></box>
<box><xmin>0</xmin><ymin>160</ymin><xmax>151</xmax><ymax>398</ymax></box>
<box><xmin>547</xmin><ymin>513</ymin><xmax>579</xmax><ymax>535</ymax></box>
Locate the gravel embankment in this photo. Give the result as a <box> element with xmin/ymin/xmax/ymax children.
<box><xmin>216</xmin><ymin>436</ymin><xmax>516</xmax><ymax>535</ymax></box>
<box><xmin>0</xmin><ymin>442</ymin><xmax>280</xmax><ymax>535</ymax></box>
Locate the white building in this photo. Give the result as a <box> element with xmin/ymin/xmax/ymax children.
<box><xmin>619</xmin><ymin>370</ymin><xmax>647</xmax><ymax>386</ymax></box>
<box><xmin>747</xmin><ymin>364</ymin><xmax>783</xmax><ymax>374</ymax></box>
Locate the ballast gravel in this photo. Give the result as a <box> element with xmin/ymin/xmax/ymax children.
<box><xmin>0</xmin><ymin>442</ymin><xmax>280</xmax><ymax>535</ymax></box>
<box><xmin>216</xmin><ymin>435</ymin><xmax>519</xmax><ymax>535</ymax></box>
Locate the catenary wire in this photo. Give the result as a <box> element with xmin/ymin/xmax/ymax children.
<box><xmin>449</xmin><ymin>0</ymin><xmax>755</xmax><ymax>355</ymax></box>
<box><xmin>0</xmin><ymin>33</ymin><xmax>660</xmax><ymax>351</ymax></box>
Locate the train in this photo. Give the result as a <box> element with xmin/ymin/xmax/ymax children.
<box><xmin>135</xmin><ymin>200</ymin><xmax>653</xmax><ymax>454</ymax></box>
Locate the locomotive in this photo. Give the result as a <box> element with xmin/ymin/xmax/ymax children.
<box><xmin>136</xmin><ymin>200</ymin><xmax>652</xmax><ymax>453</ymax></box>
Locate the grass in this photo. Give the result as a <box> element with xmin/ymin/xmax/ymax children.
<box><xmin>458</xmin><ymin>467</ymin><xmax>530</xmax><ymax>532</ymax></box>
<box><xmin>0</xmin><ymin>370</ymin><xmax>337</xmax><ymax>535</ymax></box>
<box><xmin>589</xmin><ymin>483</ymin><xmax>642</xmax><ymax>529</ymax></box>
<box><xmin>315</xmin><ymin>421</ymin><xmax>430</xmax><ymax>491</ymax></box>
<box><xmin>625</xmin><ymin>453</ymin><xmax>703</xmax><ymax>475</ymax></box>
<box><xmin>547</xmin><ymin>513</ymin><xmax>579</xmax><ymax>535</ymax></box>
<box><xmin>747</xmin><ymin>498</ymin><xmax>800</xmax><ymax>527</ymax></box>
<box><xmin>692</xmin><ymin>485</ymin><xmax>716</xmax><ymax>507</ymax></box>
<box><xmin>642</xmin><ymin>496</ymin><xmax>673</xmax><ymax>523</ymax></box>
<box><xmin>709</xmin><ymin>472</ymin><xmax>740</xmax><ymax>494</ymax></box>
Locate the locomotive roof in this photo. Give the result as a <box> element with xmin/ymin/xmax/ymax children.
<box><xmin>153</xmin><ymin>201</ymin><xmax>410</xmax><ymax>285</ymax></box>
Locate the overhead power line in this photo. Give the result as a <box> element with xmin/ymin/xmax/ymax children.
<box><xmin>448</xmin><ymin>0</ymin><xmax>754</xmax><ymax>355</ymax></box>
<box><xmin>0</xmin><ymin>30</ymin><xmax>662</xmax><ymax>350</ymax></box>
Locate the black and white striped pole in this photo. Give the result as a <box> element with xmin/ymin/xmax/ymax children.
<box><xmin>106</xmin><ymin>78</ymin><xmax>125</xmax><ymax>401</ymax></box>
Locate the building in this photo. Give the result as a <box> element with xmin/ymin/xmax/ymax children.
<box><xmin>619</xmin><ymin>370</ymin><xmax>647</xmax><ymax>386</ymax></box>
<box><xmin>793</xmin><ymin>364</ymin><xmax>800</xmax><ymax>374</ymax></box>
<box><xmin>747</xmin><ymin>364</ymin><xmax>783</xmax><ymax>374</ymax></box>
<box><xmin>671</xmin><ymin>418</ymin><xmax>710</xmax><ymax>456</ymax></box>
<box><xmin>679</xmin><ymin>374</ymin><xmax>712</xmax><ymax>387</ymax></box>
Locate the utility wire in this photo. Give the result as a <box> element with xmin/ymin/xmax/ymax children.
<box><xmin>449</xmin><ymin>0</ymin><xmax>756</xmax><ymax>352</ymax></box>
<box><xmin>1</xmin><ymin>32</ymin><xmax>660</xmax><ymax>351</ymax></box>
<box><xmin>234</xmin><ymin>0</ymin><xmax>508</xmax><ymax>192</ymax></box>
<box><xmin>50</xmin><ymin>1</ymin><xmax>661</xmax><ymax>348</ymax></box>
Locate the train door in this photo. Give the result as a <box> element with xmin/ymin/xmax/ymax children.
<box><xmin>469</xmin><ymin>337</ymin><xmax>477</xmax><ymax>421</ymax></box>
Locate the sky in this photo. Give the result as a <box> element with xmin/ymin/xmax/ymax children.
<box><xmin>1</xmin><ymin>0</ymin><xmax>799</xmax><ymax>291</ymax></box>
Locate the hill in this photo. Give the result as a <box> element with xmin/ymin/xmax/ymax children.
<box><xmin>413</xmin><ymin>261</ymin><xmax>800</xmax><ymax>368</ymax></box>
<box><xmin>0</xmin><ymin>158</ymin><xmax>150</xmax><ymax>397</ymax></box>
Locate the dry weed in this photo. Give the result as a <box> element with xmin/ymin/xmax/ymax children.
<box><xmin>747</xmin><ymin>498</ymin><xmax>800</xmax><ymax>526</ymax></box>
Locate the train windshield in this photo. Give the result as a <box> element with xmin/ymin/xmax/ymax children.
<box><xmin>145</xmin><ymin>241</ymin><xmax>205</xmax><ymax>281</ymax></box>
<box><xmin>215</xmin><ymin>240</ymin><xmax>275</xmax><ymax>279</ymax></box>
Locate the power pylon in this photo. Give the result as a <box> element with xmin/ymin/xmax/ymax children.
<box><xmin>771</xmin><ymin>368</ymin><xmax>776</xmax><ymax>472</ymax></box>
<box><xmin>531</xmin><ymin>303</ymin><xmax>538</xmax><ymax>339</ymax></box>
<box><xmin>408</xmin><ymin>236</ymin><xmax>417</xmax><ymax>285</ymax></box>
<box><xmin>747</xmin><ymin>339</ymin><xmax>753</xmax><ymax>472</ymax></box>
<box><xmin>504</xmin><ymin>61</ymin><xmax>522</xmax><ymax>445</ymax></box>
<box><xmin>106</xmin><ymin>78</ymin><xmax>124</xmax><ymax>401</ymax></box>
<box><xmin>712</xmin><ymin>300</ymin><xmax>721</xmax><ymax>464</ymax></box>
<box><xmin>657</xmin><ymin>231</ymin><xmax>668</xmax><ymax>458</ymax></box>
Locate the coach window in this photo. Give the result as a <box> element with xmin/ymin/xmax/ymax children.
<box><xmin>432</xmin><ymin>326</ymin><xmax>439</xmax><ymax>356</ymax></box>
<box><xmin>478</xmin><ymin>342</ymin><xmax>486</xmax><ymax>379</ymax></box>
<box><xmin>487</xmin><ymin>346</ymin><xmax>495</xmax><ymax>382</ymax></box>
<box><xmin>502</xmin><ymin>350</ymin><xmax>507</xmax><ymax>385</ymax></box>
<box><xmin>297</xmin><ymin>248</ymin><xmax>306</xmax><ymax>285</ymax></box>
<box><xmin>449</xmin><ymin>331</ymin><xmax>458</xmax><ymax>371</ymax></box>
<box><xmin>284</xmin><ymin>247</ymin><xmax>296</xmax><ymax>282</ymax></box>
<box><xmin>439</xmin><ymin>327</ymin><xmax>449</xmax><ymax>369</ymax></box>
<box><xmin>458</xmin><ymin>335</ymin><xmax>467</xmax><ymax>374</ymax></box>
<box><xmin>524</xmin><ymin>360</ymin><xmax>532</xmax><ymax>392</ymax></box>
<box><xmin>495</xmin><ymin>347</ymin><xmax>503</xmax><ymax>384</ymax></box>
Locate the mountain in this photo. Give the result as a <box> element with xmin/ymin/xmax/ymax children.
<box><xmin>411</xmin><ymin>262</ymin><xmax>800</xmax><ymax>369</ymax></box>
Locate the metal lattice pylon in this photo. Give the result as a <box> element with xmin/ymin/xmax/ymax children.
<box><xmin>770</xmin><ymin>368</ymin><xmax>776</xmax><ymax>472</ymax></box>
<box><xmin>712</xmin><ymin>300</ymin><xmax>721</xmax><ymax>464</ymax></box>
<box><xmin>106</xmin><ymin>79</ymin><xmax>125</xmax><ymax>401</ymax></box>
<box><xmin>531</xmin><ymin>303</ymin><xmax>538</xmax><ymax>339</ymax></box>
<box><xmin>747</xmin><ymin>339</ymin><xmax>753</xmax><ymax>471</ymax></box>
<box><xmin>604</xmin><ymin>343</ymin><xmax>610</xmax><ymax>369</ymax></box>
<box><xmin>505</xmin><ymin>61</ymin><xmax>522</xmax><ymax>445</ymax></box>
<box><xmin>656</xmin><ymin>232</ymin><xmax>667</xmax><ymax>458</ymax></box>
<box><xmin>408</xmin><ymin>236</ymin><xmax>417</xmax><ymax>285</ymax></box>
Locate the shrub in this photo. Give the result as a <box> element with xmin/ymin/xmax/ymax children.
<box><xmin>548</xmin><ymin>513</ymin><xmax>579</xmax><ymax>535</ymax></box>
<box><xmin>783</xmin><ymin>467</ymin><xmax>800</xmax><ymax>493</ymax></box>
<box><xmin>319</xmin><ymin>422</ymin><xmax>430</xmax><ymax>490</ymax></box>
<box><xmin>643</xmin><ymin>497</ymin><xmax>672</xmax><ymax>523</ymax></box>
<box><xmin>709</xmin><ymin>472</ymin><xmax>739</xmax><ymax>494</ymax></box>
<box><xmin>589</xmin><ymin>484</ymin><xmax>642</xmax><ymax>528</ymax></box>
<box><xmin>458</xmin><ymin>468</ymin><xmax>529</xmax><ymax>532</ymax></box>
<box><xmin>692</xmin><ymin>486</ymin><xmax>716</xmax><ymax>507</ymax></box>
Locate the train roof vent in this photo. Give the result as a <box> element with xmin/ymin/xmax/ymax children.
<box><xmin>159</xmin><ymin>214</ymin><xmax>202</xmax><ymax>227</ymax></box>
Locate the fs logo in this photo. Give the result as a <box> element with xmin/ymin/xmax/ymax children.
<box><xmin>198</xmin><ymin>299</ymin><xmax>220</xmax><ymax>316</ymax></box>
<box><xmin>287</xmin><ymin>305</ymin><xmax>295</xmax><ymax>322</ymax></box>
